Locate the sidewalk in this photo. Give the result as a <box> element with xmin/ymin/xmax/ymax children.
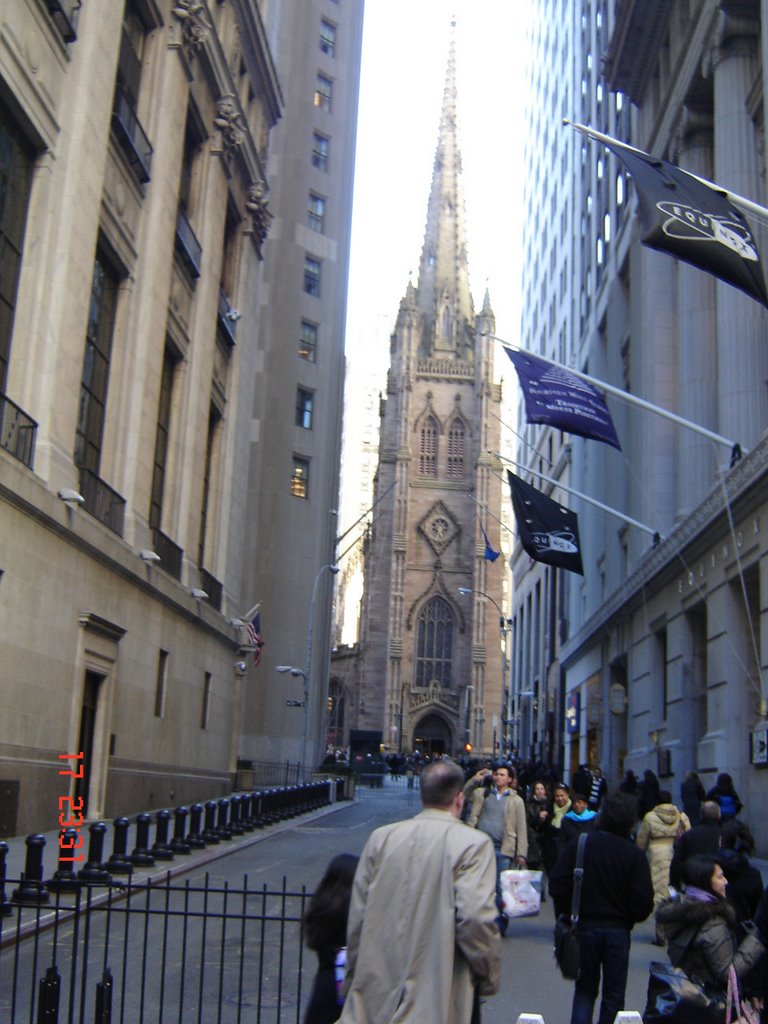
<box><xmin>1</xmin><ymin>797</ymin><xmax>348</xmax><ymax>896</ymax></box>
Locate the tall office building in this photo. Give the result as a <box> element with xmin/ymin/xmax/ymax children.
<box><xmin>240</xmin><ymin>0</ymin><xmax>364</xmax><ymax>768</ymax></box>
<box><xmin>514</xmin><ymin>0</ymin><xmax>768</xmax><ymax>849</ymax></box>
<box><xmin>350</xmin><ymin>41</ymin><xmax>506</xmax><ymax>757</ymax></box>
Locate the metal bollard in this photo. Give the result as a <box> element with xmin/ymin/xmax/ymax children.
<box><xmin>0</xmin><ymin>841</ymin><xmax>14</xmax><ymax>915</ymax></box>
<box><xmin>78</xmin><ymin>822</ymin><xmax>112</xmax><ymax>885</ymax></box>
<box><xmin>186</xmin><ymin>803</ymin><xmax>206</xmax><ymax>849</ymax></box>
<box><xmin>151</xmin><ymin>809</ymin><xmax>174</xmax><ymax>861</ymax></box>
<box><xmin>202</xmin><ymin>800</ymin><xmax>220</xmax><ymax>844</ymax></box>
<box><xmin>130</xmin><ymin>812</ymin><xmax>155</xmax><ymax>867</ymax></box>
<box><xmin>47</xmin><ymin>829</ymin><xmax>82</xmax><ymax>892</ymax></box>
<box><xmin>215</xmin><ymin>798</ymin><xmax>233</xmax><ymax>840</ymax></box>
<box><xmin>107</xmin><ymin>817</ymin><xmax>134</xmax><ymax>875</ymax></box>
<box><xmin>170</xmin><ymin>807</ymin><xmax>191</xmax><ymax>854</ymax></box>
<box><xmin>239</xmin><ymin>792</ymin><xmax>255</xmax><ymax>831</ymax></box>
<box><xmin>228</xmin><ymin>795</ymin><xmax>245</xmax><ymax>836</ymax></box>
<box><xmin>12</xmin><ymin>834</ymin><xmax>49</xmax><ymax>905</ymax></box>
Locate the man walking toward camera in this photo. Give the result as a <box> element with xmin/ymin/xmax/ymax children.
<box><xmin>467</xmin><ymin>763</ymin><xmax>528</xmax><ymax>936</ymax></box>
<box><xmin>340</xmin><ymin>759</ymin><xmax>500</xmax><ymax>1024</ymax></box>
<box><xmin>549</xmin><ymin>791</ymin><xmax>653</xmax><ymax>1024</ymax></box>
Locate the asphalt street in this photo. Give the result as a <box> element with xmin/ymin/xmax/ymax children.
<box><xmin>177</xmin><ymin>780</ymin><xmax>657</xmax><ymax>1023</ymax></box>
<box><xmin>0</xmin><ymin>780</ymin><xmax>674</xmax><ymax>1022</ymax></box>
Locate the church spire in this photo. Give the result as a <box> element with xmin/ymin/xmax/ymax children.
<box><xmin>416</xmin><ymin>23</ymin><xmax>475</xmax><ymax>359</ymax></box>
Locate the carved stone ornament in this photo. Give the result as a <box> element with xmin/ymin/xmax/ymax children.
<box><xmin>246</xmin><ymin>180</ymin><xmax>273</xmax><ymax>248</ymax></box>
<box><xmin>214</xmin><ymin>96</ymin><xmax>246</xmax><ymax>151</ymax></box>
<box><xmin>171</xmin><ymin>1</ymin><xmax>210</xmax><ymax>55</ymax></box>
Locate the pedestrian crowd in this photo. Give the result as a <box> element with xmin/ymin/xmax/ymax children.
<box><xmin>301</xmin><ymin>756</ymin><xmax>767</xmax><ymax>1024</ymax></box>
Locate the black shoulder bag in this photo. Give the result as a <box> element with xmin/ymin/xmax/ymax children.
<box><xmin>553</xmin><ymin>831</ymin><xmax>587</xmax><ymax>980</ymax></box>
<box><xmin>643</xmin><ymin>925</ymin><xmax>729</xmax><ymax>1024</ymax></box>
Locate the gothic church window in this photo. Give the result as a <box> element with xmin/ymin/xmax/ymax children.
<box><xmin>418</xmin><ymin>415</ymin><xmax>438</xmax><ymax>476</ymax></box>
<box><xmin>446</xmin><ymin>418</ymin><xmax>465</xmax><ymax>478</ymax></box>
<box><xmin>416</xmin><ymin>596</ymin><xmax>453</xmax><ymax>688</ymax></box>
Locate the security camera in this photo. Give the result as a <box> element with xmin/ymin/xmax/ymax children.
<box><xmin>225</xmin><ymin>309</ymin><xmax>242</xmax><ymax>322</ymax></box>
<box><xmin>235</xmin><ymin>660</ymin><xmax>247</xmax><ymax>673</ymax></box>
<box><xmin>58</xmin><ymin>488</ymin><xmax>85</xmax><ymax>505</ymax></box>
<box><xmin>140</xmin><ymin>549</ymin><xmax>161</xmax><ymax>563</ymax></box>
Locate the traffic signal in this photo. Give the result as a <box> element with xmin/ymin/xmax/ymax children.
<box><xmin>465</xmin><ymin>743</ymin><xmax>472</xmax><ymax>753</ymax></box>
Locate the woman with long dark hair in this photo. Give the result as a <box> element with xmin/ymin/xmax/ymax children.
<box><xmin>303</xmin><ymin>853</ymin><xmax>359</xmax><ymax>1024</ymax></box>
<box><xmin>656</xmin><ymin>855</ymin><xmax>765</xmax><ymax>999</ymax></box>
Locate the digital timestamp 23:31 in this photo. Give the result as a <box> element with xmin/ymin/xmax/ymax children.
<box><xmin>58</xmin><ymin>751</ymin><xmax>86</xmax><ymax>862</ymax></box>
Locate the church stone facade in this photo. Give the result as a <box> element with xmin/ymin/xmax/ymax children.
<box><xmin>351</xmin><ymin>44</ymin><xmax>505</xmax><ymax>758</ymax></box>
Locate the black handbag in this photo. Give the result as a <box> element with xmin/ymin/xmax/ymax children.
<box><xmin>642</xmin><ymin>960</ymin><xmax>726</xmax><ymax>1023</ymax></box>
<box><xmin>553</xmin><ymin>831</ymin><xmax>587</xmax><ymax>981</ymax></box>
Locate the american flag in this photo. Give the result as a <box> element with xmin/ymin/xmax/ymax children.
<box><xmin>246</xmin><ymin>612</ymin><xmax>264</xmax><ymax>667</ymax></box>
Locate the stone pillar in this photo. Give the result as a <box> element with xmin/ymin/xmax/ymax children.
<box><xmin>632</xmin><ymin>246</ymin><xmax>679</xmax><ymax>533</ymax></box>
<box><xmin>675</xmin><ymin>108</ymin><xmax>718</xmax><ymax>512</ymax></box>
<box><xmin>710</xmin><ymin>10</ymin><xmax>768</xmax><ymax>451</ymax></box>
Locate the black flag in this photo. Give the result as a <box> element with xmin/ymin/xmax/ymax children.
<box><xmin>508</xmin><ymin>472</ymin><xmax>584</xmax><ymax>576</ymax></box>
<box><xmin>606</xmin><ymin>138</ymin><xmax>768</xmax><ymax>306</ymax></box>
<box><xmin>506</xmin><ymin>348</ymin><xmax>621</xmax><ymax>449</ymax></box>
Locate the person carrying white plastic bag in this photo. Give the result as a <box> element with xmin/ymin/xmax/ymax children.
<box><xmin>500</xmin><ymin>868</ymin><xmax>543</xmax><ymax>919</ymax></box>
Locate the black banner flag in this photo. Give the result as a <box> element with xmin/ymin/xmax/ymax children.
<box><xmin>508</xmin><ymin>471</ymin><xmax>584</xmax><ymax>576</ymax></box>
<box><xmin>606</xmin><ymin>139</ymin><xmax>768</xmax><ymax>306</ymax></box>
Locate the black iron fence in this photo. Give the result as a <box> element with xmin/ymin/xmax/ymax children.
<box><xmin>0</xmin><ymin>872</ymin><xmax>311</xmax><ymax>1023</ymax></box>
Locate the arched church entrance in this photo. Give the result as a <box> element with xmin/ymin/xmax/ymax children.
<box><xmin>412</xmin><ymin>713</ymin><xmax>453</xmax><ymax>758</ymax></box>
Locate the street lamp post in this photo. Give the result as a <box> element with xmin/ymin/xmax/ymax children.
<box><xmin>277</xmin><ymin>563</ymin><xmax>339</xmax><ymax>774</ymax></box>
<box><xmin>458</xmin><ymin>587</ymin><xmax>510</xmax><ymax>757</ymax></box>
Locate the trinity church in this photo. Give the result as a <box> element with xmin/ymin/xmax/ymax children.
<box><xmin>346</xmin><ymin>40</ymin><xmax>506</xmax><ymax>757</ymax></box>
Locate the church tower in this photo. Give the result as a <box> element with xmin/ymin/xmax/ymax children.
<box><xmin>355</xmin><ymin>36</ymin><xmax>504</xmax><ymax>757</ymax></box>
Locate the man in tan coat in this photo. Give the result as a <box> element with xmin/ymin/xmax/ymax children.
<box><xmin>340</xmin><ymin>759</ymin><xmax>500</xmax><ymax>1024</ymax></box>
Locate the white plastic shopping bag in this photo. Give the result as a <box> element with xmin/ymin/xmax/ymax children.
<box><xmin>500</xmin><ymin>869</ymin><xmax>542</xmax><ymax>919</ymax></box>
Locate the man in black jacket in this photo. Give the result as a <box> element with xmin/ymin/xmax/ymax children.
<box><xmin>549</xmin><ymin>791</ymin><xmax>653</xmax><ymax>1024</ymax></box>
<box><xmin>669</xmin><ymin>799</ymin><xmax>721</xmax><ymax>890</ymax></box>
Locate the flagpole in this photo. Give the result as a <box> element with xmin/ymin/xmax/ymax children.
<box><xmin>494</xmin><ymin>337</ymin><xmax>745</xmax><ymax>459</ymax></box>
<box><xmin>241</xmin><ymin>601</ymin><xmax>261</xmax><ymax>622</ymax></box>
<box><xmin>493</xmin><ymin>451</ymin><xmax>661</xmax><ymax>542</ymax></box>
<box><xmin>564</xmin><ymin>119</ymin><xmax>768</xmax><ymax>225</ymax></box>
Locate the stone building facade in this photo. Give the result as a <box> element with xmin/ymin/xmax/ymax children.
<box><xmin>0</xmin><ymin>0</ymin><xmax>362</xmax><ymax>836</ymax></box>
<box><xmin>514</xmin><ymin>0</ymin><xmax>768</xmax><ymax>846</ymax></box>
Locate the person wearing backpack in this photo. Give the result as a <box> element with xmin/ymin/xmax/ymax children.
<box><xmin>707</xmin><ymin>772</ymin><xmax>743</xmax><ymax>822</ymax></box>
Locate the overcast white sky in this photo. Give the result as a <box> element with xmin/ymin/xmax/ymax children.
<box><xmin>344</xmin><ymin>1</ymin><xmax>531</xmax><ymax>368</ymax></box>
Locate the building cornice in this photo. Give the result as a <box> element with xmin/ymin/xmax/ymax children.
<box><xmin>561</xmin><ymin>435</ymin><xmax>768</xmax><ymax>669</ymax></box>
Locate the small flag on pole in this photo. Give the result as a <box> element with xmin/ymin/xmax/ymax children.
<box><xmin>506</xmin><ymin>349</ymin><xmax>621</xmax><ymax>449</ymax></box>
<box><xmin>246</xmin><ymin>612</ymin><xmax>265</xmax><ymax>667</ymax></box>
<box><xmin>600</xmin><ymin>135</ymin><xmax>768</xmax><ymax>306</ymax></box>
<box><xmin>508</xmin><ymin>471</ymin><xmax>584</xmax><ymax>576</ymax></box>
<box><xmin>480</xmin><ymin>523</ymin><xmax>500</xmax><ymax>562</ymax></box>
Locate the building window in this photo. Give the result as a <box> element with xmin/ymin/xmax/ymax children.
<box><xmin>0</xmin><ymin>98</ymin><xmax>34</xmax><ymax>391</ymax></box>
<box><xmin>299</xmin><ymin>320</ymin><xmax>318</xmax><ymax>362</ymax></box>
<box><xmin>312</xmin><ymin>132</ymin><xmax>329</xmax><ymax>171</ymax></box>
<box><xmin>446</xmin><ymin>418</ymin><xmax>465</xmax><ymax>478</ymax></box>
<box><xmin>154</xmin><ymin>649</ymin><xmax>168</xmax><ymax>718</ymax></box>
<box><xmin>198</xmin><ymin>404</ymin><xmax>221</xmax><ymax>569</ymax></box>
<box><xmin>314</xmin><ymin>74</ymin><xmax>333</xmax><ymax>112</ymax></box>
<box><xmin>112</xmin><ymin>1</ymin><xmax>153</xmax><ymax>182</ymax></box>
<box><xmin>416</xmin><ymin>597</ymin><xmax>453</xmax><ymax>688</ymax></box>
<box><xmin>319</xmin><ymin>20</ymin><xmax>336</xmax><ymax>56</ymax></box>
<box><xmin>291</xmin><ymin>456</ymin><xmax>310</xmax><ymax>498</ymax></box>
<box><xmin>296</xmin><ymin>388</ymin><xmax>314</xmax><ymax>429</ymax></box>
<box><xmin>75</xmin><ymin>250</ymin><xmax>120</xmax><ymax>472</ymax></box>
<box><xmin>201</xmin><ymin>671</ymin><xmax>211</xmax><ymax>730</ymax></box>
<box><xmin>149</xmin><ymin>344</ymin><xmax>178</xmax><ymax>533</ymax></box>
<box><xmin>418</xmin><ymin>416</ymin><xmax>438</xmax><ymax>477</ymax></box>
<box><xmin>304</xmin><ymin>256</ymin><xmax>321</xmax><ymax>296</ymax></box>
<box><xmin>308</xmin><ymin>193</ymin><xmax>326</xmax><ymax>233</ymax></box>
